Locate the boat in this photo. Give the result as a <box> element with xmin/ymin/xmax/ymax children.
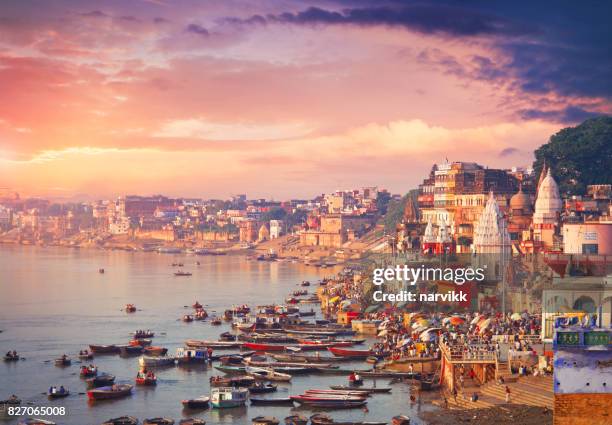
<box><xmin>80</xmin><ymin>365</ymin><xmax>98</xmax><ymax>377</ymax></box>
<box><xmin>209</xmin><ymin>375</ymin><xmax>255</xmax><ymax>388</ymax></box>
<box><xmin>391</xmin><ymin>416</ymin><xmax>410</xmax><ymax>425</ymax></box>
<box><xmin>1</xmin><ymin>395</ymin><xmax>21</xmax><ymax>412</ymax></box>
<box><xmin>133</xmin><ymin>330</ymin><xmax>155</xmax><ymax>338</ymax></box>
<box><xmin>181</xmin><ymin>396</ymin><xmax>210</xmax><ymax>409</ymax></box>
<box><xmin>284</xmin><ymin>415</ymin><xmax>308</xmax><ymax>425</ymax></box>
<box><xmin>3</xmin><ymin>354</ymin><xmax>21</xmax><ymax>362</ymax></box>
<box><xmin>248</xmin><ymin>383</ymin><xmax>277</xmax><ymax>394</ymax></box>
<box><xmin>210</xmin><ymin>387</ymin><xmax>249</xmax><ymax>408</ymax></box>
<box><xmin>269</xmin><ymin>353</ymin><xmax>348</xmax><ymax>363</ymax></box>
<box><xmin>219</xmin><ymin>354</ymin><xmax>246</xmax><ymax>365</ymax></box>
<box><xmin>245</xmin><ymin>366</ymin><xmax>292</xmax><ymax>382</ymax></box>
<box><xmin>250</xmin><ymin>397</ymin><xmax>294</xmax><ymax>406</ymax></box>
<box><xmin>87</xmin><ymin>384</ymin><xmax>133</xmax><ymax>401</ymax></box>
<box><xmin>139</xmin><ymin>356</ymin><xmax>176</xmax><ymax>368</ymax></box>
<box><xmin>178</xmin><ymin>420</ymin><xmax>205</xmax><ymax>425</ymax></box>
<box><xmin>101</xmin><ymin>417</ymin><xmax>139</xmax><ymax>425</ymax></box>
<box><xmin>78</xmin><ymin>351</ymin><xmax>94</xmax><ymax>360</ymax></box>
<box><xmin>182</xmin><ymin>315</ymin><xmax>194</xmax><ymax>322</ymax></box>
<box><xmin>130</xmin><ymin>338</ymin><xmax>152</xmax><ymax>347</ymax></box>
<box><xmin>210</xmin><ymin>317</ymin><xmax>222</xmax><ymax>325</ymax></box>
<box><xmin>99</xmin><ymin>268</ymin><xmax>105</xmax><ymax>274</ymax></box>
<box><xmin>328</xmin><ymin>347</ymin><xmax>372</xmax><ymax>358</ymax></box>
<box><xmin>252</xmin><ymin>416</ymin><xmax>281</xmax><ymax>424</ymax></box>
<box><xmin>291</xmin><ymin>397</ymin><xmax>367</xmax><ymax>408</ymax></box>
<box><xmin>143</xmin><ymin>419</ymin><xmax>174</xmax><ymax>425</ymax></box>
<box><xmin>143</xmin><ymin>346</ymin><xmax>168</xmax><ymax>356</ymax></box>
<box><xmin>47</xmin><ymin>389</ymin><xmax>70</xmax><ymax>399</ymax></box>
<box><xmin>175</xmin><ymin>271</ymin><xmax>192</xmax><ymax>277</ymax></box>
<box><xmin>120</xmin><ymin>345</ymin><xmax>144</xmax><ymax>356</ymax></box>
<box><xmin>419</xmin><ymin>375</ymin><xmax>440</xmax><ymax>391</ymax></box>
<box><xmin>215</xmin><ymin>365</ymin><xmax>246</xmax><ymax>374</ymax></box>
<box><xmin>219</xmin><ymin>332</ymin><xmax>237</xmax><ymax>341</ymax></box>
<box><xmin>86</xmin><ymin>374</ymin><xmax>115</xmax><ymax>388</ymax></box>
<box><xmin>185</xmin><ymin>339</ymin><xmax>243</xmax><ymax>349</ymax></box>
<box><xmin>125</xmin><ymin>304</ymin><xmax>137</xmax><ymax>313</ymax></box>
<box><xmin>54</xmin><ymin>356</ymin><xmax>71</xmax><ymax>366</ymax></box>
<box><xmin>193</xmin><ymin>302</ymin><xmax>203</xmax><ymax>309</ymax></box>
<box><xmin>90</xmin><ymin>344</ymin><xmax>120</xmax><ymax>354</ymax></box>
<box><xmin>243</xmin><ymin>342</ymin><xmax>338</xmax><ymax>352</ymax></box>
<box><xmin>136</xmin><ymin>372</ymin><xmax>157</xmax><ymax>386</ymax></box>
<box><xmin>176</xmin><ymin>348</ymin><xmax>209</xmax><ymax>364</ymax></box>
<box><xmin>17</xmin><ymin>420</ymin><xmax>57</xmax><ymax>425</ymax></box>
<box><xmin>301</xmin><ymin>281</ymin><xmax>310</xmax><ymax>286</ymax></box>
<box><xmin>329</xmin><ymin>386</ymin><xmax>392</xmax><ymax>393</ymax></box>
<box><xmin>309</xmin><ymin>414</ymin><xmax>387</xmax><ymax>425</ymax></box>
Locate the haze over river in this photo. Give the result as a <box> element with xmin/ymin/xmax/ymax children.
<box><xmin>0</xmin><ymin>245</ymin><xmax>432</xmax><ymax>424</ymax></box>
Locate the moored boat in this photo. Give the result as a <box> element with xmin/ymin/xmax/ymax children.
<box><xmin>178</xmin><ymin>420</ymin><xmax>206</xmax><ymax>425</ymax></box>
<box><xmin>176</xmin><ymin>348</ymin><xmax>209</xmax><ymax>364</ymax></box>
<box><xmin>101</xmin><ymin>416</ymin><xmax>139</xmax><ymax>425</ymax></box>
<box><xmin>90</xmin><ymin>344</ymin><xmax>120</xmax><ymax>354</ymax></box>
<box><xmin>139</xmin><ymin>356</ymin><xmax>175</xmax><ymax>368</ymax></box>
<box><xmin>181</xmin><ymin>396</ymin><xmax>210</xmax><ymax>409</ymax></box>
<box><xmin>329</xmin><ymin>385</ymin><xmax>391</xmax><ymax>393</ymax></box>
<box><xmin>252</xmin><ymin>416</ymin><xmax>280</xmax><ymax>424</ymax></box>
<box><xmin>328</xmin><ymin>347</ymin><xmax>372</xmax><ymax>358</ymax></box>
<box><xmin>54</xmin><ymin>356</ymin><xmax>71</xmax><ymax>366</ymax></box>
<box><xmin>87</xmin><ymin>384</ymin><xmax>133</xmax><ymax>401</ymax></box>
<box><xmin>120</xmin><ymin>345</ymin><xmax>144</xmax><ymax>356</ymax></box>
<box><xmin>143</xmin><ymin>419</ymin><xmax>174</xmax><ymax>425</ymax></box>
<box><xmin>248</xmin><ymin>382</ymin><xmax>277</xmax><ymax>394</ymax></box>
<box><xmin>209</xmin><ymin>375</ymin><xmax>255</xmax><ymax>388</ymax></box>
<box><xmin>143</xmin><ymin>346</ymin><xmax>168</xmax><ymax>356</ymax></box>
<box><xmin>284</xmin><ymin>415</ymin><xmax>308</xmax><ymax>425</ymax></box>
<box><xmin>309</xmin><ymin>413</ymin><xmax>387</xmax><ymax>425</ymax></box>
<box><xmin>250</xmin><ymin>398</ymin><xmax>293</xmax><ymax>406</ymax></box>
<box><xmin>86</xmin><ymin>373</ymin><xmax>115</xmax><ymax>388</ymax></box>
<box><xmin>185</xmin><ymin>339</ymin><xmax>243</xmax><ymax>349</ymax></box>
<box><xmin>210</xmin><ymin>387</ymin><xmax>249</xmax><ymax>408</ymax></box>
<box><xmin>17</xmin><ymin>420</ymin><xmax>57</xmax><ymax>425</ymax></box>
<box><xmin>391</xmin><ymin>416</ymin><xmax>410</xmax><ymax>425</ymax></box>
<box><xmin>245</xmin><ymin>366</ymin><xmax>291</xmax><ymax>382</ymax></box>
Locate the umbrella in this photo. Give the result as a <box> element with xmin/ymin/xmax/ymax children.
<box><xmin>478</xmin><ymin>318</ymin><xmax>492</xmax><ymax>332</ymax></box>
<box><xmin>449</xmin><ymin>316</ymin><xmax>465</xmax><ymax>326</ymax></box>
<box><xmin>364</xmin><ymin>305</ymin><xmax>380</xmax><ymax>313</ymax></box>
<box><xmin>329</xmin><ymin>296</ymin><xmax>340</xmax><ymax>304</ymax></box>
<box><xmin>413</xmin><ymin>325</ymin><xmax>428</xmax><ymax>333</ymax></box>
<box><xmin>510</xmin><ymin>312</ymin><xmax>522</xmax><ymax>321</ymax></box>
<box><xmin>470</xmin><ymin>315</ymin><xmax>481</xmax><ymax>325</ymax></box>
<box><xmin>417</xmin><ymin>318</ymin><xmax>430</xmax><ymax>327</ymax></box>
<box><xmin>442</xmin><ymin>317</ymin><xmax>451</xmax><ymax>325</ymax></box>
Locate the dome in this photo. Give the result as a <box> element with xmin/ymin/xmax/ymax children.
<box><xmin>533</xmin><ymin>169</ymin><xmax>562</xmax><ymax>224</ymax></box>
<box><xmin>510</xmin><ymin>186</ymin><xmax>532</xmax><ymax>213</ymax></box>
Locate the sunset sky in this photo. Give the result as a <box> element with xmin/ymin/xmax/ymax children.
<box><xmin>0</xmin><ymin>0</ymin><xmax>610</xmax><ymax>200</ymax></box>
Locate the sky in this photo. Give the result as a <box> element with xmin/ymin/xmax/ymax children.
<box><xmin>0</xmin><ymin>0</ymin><xmax>610</xmax><ymax>200</ymax></box>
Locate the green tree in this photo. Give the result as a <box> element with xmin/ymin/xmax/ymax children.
<box><xmin>261</xmin><ymin>207</ymin><xmax>287</xmax><ymax>222</ymax></box>
<box><xmin>533</xmin><ymin>116</ymin><xmax>612</xmax><ymax>196</ymax></box>
<box><xmin>382</xmin><ymin>190</ymin><xmax>418</xmax><ymax>233</ymax></box>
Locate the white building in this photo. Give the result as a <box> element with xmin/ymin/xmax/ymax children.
<box><xmin>270</xmin><ymin>220</ymin><xmax>283</xmax><ymax>239</ymax></box>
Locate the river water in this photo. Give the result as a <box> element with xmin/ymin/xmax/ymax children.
<box><xmin>0</xmin><ymin>245</ymin><xmax>435</xmax><ymax>425</ymax></box>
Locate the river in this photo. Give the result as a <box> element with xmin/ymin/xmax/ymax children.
<box><xmin>0</xmin><ymin>245</ymin><xmax>434</xmax><ymax>425</ymax></box>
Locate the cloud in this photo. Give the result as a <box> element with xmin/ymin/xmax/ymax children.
<box><xmin>185</xmin><ymin>23</ymin><xmax>209</xmax><ymax>37</ymax></box>
<box><xmin>499</xmin><ymin>147</ymin><xmax>519</xmax><ymax>157</ymax></box>
<box><xmin>518</xmin><ymin>106</ymin><xmax>606</xmax><ymax>123</ymax></box>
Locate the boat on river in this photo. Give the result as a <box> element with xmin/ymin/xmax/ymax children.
<box><xmin>119</xmin><ymin>345</ymin><xmax>144</xmax><ymax>356</ymax></box>
<box><xmin>17</xmin><ymin>418</ymin><xmax>57</xmax><ymax>425</ymax></box>
<box><xmin>329</xmin><ymin>385</ymin><xmax>392</xmax><ymax>393</ymax></box>
<box><xmin>209</xmin><ymin>375</ymin><xmax>255</xmax><ymax>388</ymax></box>
<box><xmin>328</xmin><ymin>347</ymin><xmax>372</xmax><ymax>358</ymax></box>
<box><xmin>101</xmin><ymin>416</ymin><xmax>138</xmax><ymax>425</ymax></box>
<box><xmin>143</xmin><ymin>418</ymin><xmax>174</xmax><ymax>425</ymax></box>
<box><xmin>86</xmin><ymin>373</ymin><xmax>115</xmax><ymax>388</ymax></box>
<box><xmin>210</xmin><ymin>387</ymin><xmax>249</xmax><ymax>408</ymax></box>
<box><xmin>250</xmin><ymin>397</ymin><xmax>293</xmax><ymax>406</ymax></box>
<box><xmin>80</xmin><ymin>365</ymin><xmax>98</xmax><ymax>377</ymax></box>
<box><xmin>309</xmin><ymin>414</ymin><xmax>387</xmax><ymax>425</ymax></box>
<box><xmin>89</xmin><ymin>344</ymin><xmax>120</xmax><ymax>354</ymax></box>
<box><xmin>143</xmin><ymin>346</ymin><xmax>168</xmax><ymax>356</ymax></box>
<box><xmin>248</xmin><ymin>382</ymin><xmax>277</xmax><ymax>394</ymax></box>
<box><xmin>291</xmin><ymin>396</ymin><xmax>367</xmax><ymax>408</ymax></box>
<box><xmin>139</xmin><ymin>356</ymin><xmax>176</xmax><ymax>368</ymax></box>
<box><xmin>284</xmin><ymin>415</ymin><xmax>308</xmax><ymax>425</ymax></box>
<box><xmin>269</xmin><ymin>353</ymin><xmax>349</xmax><ymax>363</ymax></box>
<box><xmin>3</xmin><ymin>353</ymin><xmax>21</xmax><ymax>362</ymax></box>
<box><xmin>47</xmin><ymin>388</ymin><xmax>70</xmax><ymax>399</ymax></box>
<box><xmin>178</xmin><ymin>420</ymin><xmax>206</xmax><ymax>425</ymax></box>
<box><xmin>245</xmin><ymin>366</ymin><xmax>292</xmax><ymax>382</ymax></box>
<box><xmin>181</xmin><ymin>395</ymin><xmax>210</xmax><ymax>409</ymax></box>
<box><xmin>185</xmin><ymin>339</ymin><xmax>243</xmax><ymax>349</ymax></box>
<box><xmin>87</xmin><ymin>384</ymin><xmax>133</xmax><ymax>401</ymax></box>
<box><xmin>136</xmin><ymin>371</ymin><xmax>157</xmax><ymax>386</ymax></box>
<box><xmin>174</xmin><ymin>271</ymin><xmax>192</xmax><ymax>277</ymax></box>
<box><xmin>176</xmin><ymin>348</ymin><xmax>208</xmax><ymax>364</ymax></box>
<box><xmin>54</xmin><ymin>356</ymin><xmax>71</xmax><ymax>366</ymax></box>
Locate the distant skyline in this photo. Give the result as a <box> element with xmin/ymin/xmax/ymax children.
<box><xmin>0</xmin><ymin>0</ymin><xmax>610</xmax><ymax>200</ymax></box>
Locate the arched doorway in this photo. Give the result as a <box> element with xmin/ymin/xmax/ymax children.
<box><xmin>573</xmin><ymin>296</ymin><xmax>596</xmax><ymax>313</ymax></box>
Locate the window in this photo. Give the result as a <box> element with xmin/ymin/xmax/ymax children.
<box><xmin>582</xmin><ymin>244</ymin><xmax>598</xmax><ymax>255</ymax></box>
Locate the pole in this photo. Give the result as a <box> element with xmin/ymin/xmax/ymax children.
<box><xmin>501</xmin><ymin>219</ymin><xmax>506</xmax><ymax>317</ymax></box>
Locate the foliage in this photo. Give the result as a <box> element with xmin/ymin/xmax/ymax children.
<box><xmin>457</xmin><ymin>236</ymin><xmax>472</xmax><ymax>246</ymax></box>
<box><xmin>533</xmin><ymin>116</ymin><xmax>612</xmax><ymax>195</ymax></box>
<box><xmin>382</xmin><ymin>190</ymin><xmax>418</xmax><ymax>233</ymax></box>
<box><xmin>376</xmin><ymin>191</ymin><xmax>392</xmax><ymax>215</ymax></box>
<box><xmin>260</xmin><ymin>207</ymin><xmax>287</xmax><ymax>222</ymax></box>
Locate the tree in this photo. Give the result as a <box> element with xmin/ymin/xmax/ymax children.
<box><xmin>261</xmin><ymin>207</ymin><xmax>287</xmax><ymax>222</ymax></box>
<box><xmin>533</xmin><ymin>116</ymin><xmax>612</xmax><ymax>196</ymax></box>
<box><xmin>376</xmin><ymin>191</ymin><xmax>392</xmax><ymax>215</ymax></box>
<box><xmin>382</xmin><ymin>190</ymin><xmax>418</xmax><ymax>233</ymax></box>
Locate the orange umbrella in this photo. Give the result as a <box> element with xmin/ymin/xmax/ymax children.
<box><xmin>449</xmin><ymin>316</ymin><xmax>465</xmax><ymax>326</ymax></box>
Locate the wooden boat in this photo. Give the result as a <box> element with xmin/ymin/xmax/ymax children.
<box><xmin>193</xmin><ymin>302</ymin><xmax>203</xmax><ymax>309</ymax></box>
<box><xmin>303</xmin><ymin>390</ymin><xmax>367</xmax><ymax>398</ymax></box>
<box><xmin>291</xmin><ymin>397</ymin><xmax>367</xmax><ymax>408</ymax></box>
<box><xmin>391</xmin><ymin>416</ymin><xmax>410</xmax><ymax>425</ymax></box>
<box><xmin>210</xmin><ymin>317</ymin><xmax>222</xmax><ymax>325</ymax></box>
<box><xmin>328</xmin><ymin>347</ymin><xmax>371</xmax><ymax>358</ymax></box>
<box><xmin>298</xmin><ymin>311</ymin><xmax>316</xmax><ymax>317</ymax></box>
<box><xmin>99</xmin><ymin>268</ymin><xmax>105</xmax><ymax>274</ymax></box>
<box><xmin>181</xmin><ymin>396</ymin><xmax>210</xmax><ymax>409</ymax></box>
<box><xmin>360</xmin><ymin>371</ymin><xmax>419</xmax><ymax>379</ymax></box>
<box><xmin>247</xmin><ymin>360</ymin><xmax>328</xmax><ymax>370</ymax></box>
<box><xmin>178</xmin><ymin>419</ymin><xmax>205</xmax><ymax>425</ymax></box>
<box><xmin>175</xmin><ymin>271</ymin><xmax>192</xmax><ymax>276</ymax></box>
<box><xmin>1</xmin><ymin>395</ymin><xmax>21</xmax><ymax>410</ymax></box>
<box><xmin>269</xmin><ymin>353</ymin><xmax>348</xmax><ymax>363</ymax></box>
<box><xmin>251</xmin><ymin>397</ymin><xmax>293</xmax><ymax>406</ymax></box>
<box><xmin>248</xmin><ymin>383</ymin><xmax>277</xmax><ymax>394</ymax></box>
<box><xmin>47</xmin><ymin>389</ymin><xmax>70</xmax><ymax>399</ymax></box>
<box><xmin>133</xmin><ymin>330</ymin><xmax>155</xmax><ymax>338</ymax></box>
<box><xmin>136</xmin><ymin>373</ymin><xmax>157</xmax><ymax>386</ymax></box>
<box><xmin>90</xmin><ymin>344</ymin><xmax>120</xmax><ymax>354</ymax></box>
<box><xmin>101</xmin><ymin>417</ymin><xmax>138</xmax><ymax>425</ymax></box>
<box><xmin>139</xmin><ymin>356</ymin><xmax>175</xmax><ymax>368</ymax></box>
<box><xmin>143</xmin><ymin>346</ymin><xmax>168</xmax><ymax>356</ymax></box>
<box><xmin>80</xmin><ymin>366</ymin><xmax>98</xmax><ymax>377</ymax></box>
<box><xmin>219</xmin><ymin>332</ymin><xmax>237</xmax><ymax>341</ymax></box>
<box><xmin>284</xmin><ymin>415</ymin><xmax>308</xmax><ymax>425</ymax></box>
<box><xmin>143</xmin><ymin>419</ymin><xmax>174</xmax><ymax>425</ymax></box>
<box><xmin>309</xmin><ymin>413</ymin><xmax>387</xmax><ymax>425</ymax></box>
<box><xmin>125</xmin><ymin>304</ymin><xmax>137</xmax><ymax>313</ymax></box>
<box><xmin>86</xmin><ymin>373</ymin><xmax>115</xmax><ymax>388</ymax></box>
<box><xmin>78</xmin><ymin>352</ymin><xmax>94</xmax><ymax>360</ymax></box>
<box><xmin>185</xmin><ymin>339</ymin><xmax>242</xmax><ymax>349</ymax></box>
<box><xmin>18</xmin><ymin>420</ymin><xmax>57</xmax><ymax>425</ymax></box>
<box><xmin>246</xmin><ymin>366</ymin><xmax>292</xmax><ymax>382</ymax></box>
<box><xmin>176</xmin><ymin>348</ymin><xmax>209</xmax><ymax>364</ymax></box>
<box><xmin>210</xmin><ymin>387</ymin><xmax>248</xmax><ymax>408</ymax></box>
<box><xmin>130</xmin><ymin>339</ymin><xmax>152</xmax><ymax>347</ymax></box>
<box><xmin>301</xmin><ymin>281</ymin><xmax>310</xmax><ymax>286</ymax></box>
<box><xmin>182</xmin><ymin>315</ymin><xmax>194</xmax><ymax>322</ymax></box>
<box><xmin>120</xmin><ymin>345</ymin><xmax>144</xmax><ymax>356</ymax></box>
<box><xmin>54</xmin><ymin>356</ymin><xmax>71</xmax><ymax>366</ymax></box>
<box><xmin>215</xmin><ymin>365</ymin><xmax>246</xmax><ymax>374</ymax></box>
<box><xmin>4</xmin><ymin>354</ymin><xmax>21</xmax><ymax>361</ymax></box>
<box><xmin>252</xmin><ymin>417</ymin><xmax>280</xmax><ymax>425</ymax></box>
<box><xmin>329</xmin><ymin>386</ymin><xmax>391</xmax><ymax>393</ymax></box>
<box><xmin>209</xmin><ymin>375</ymin><xmax>255</xmax><ymax>388</ymax></box>
<box><xmin>87</xmin><ymin>384</ymin><xmax>133</xmax><ymax>401</ymax></box>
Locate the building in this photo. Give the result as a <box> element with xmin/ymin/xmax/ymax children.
<box><xmin>0</xmin><ymin>205</ymin><xmax>12</xmax><ymax>229</ymax></box>
<box><xmin>533</xmin><ymin>168</ymin><xmax>563</xmax><ymax>249</ymax></box>
<box><xmin>239</xmin><ymin>219</ymin><xmax>259</xmax><ymax>243</ymax></box>
<box><xmin>258</xmin><ymin>223</ymin><xmax>270</xmax><ymax>242</ymax></box>
<box><xmin>269</xmin><ymin>220</ymin><xmax>283</xmax><ymax>239</ymax></box>
<box><xmin>563</xmin><ymin>222</ymin><xmax>612</xmax><ymax>255</ymax></box>
<box><xmin>508</xmin><ymin>185</ymin><xmax>534</xmax><ymax>241</ymax></box>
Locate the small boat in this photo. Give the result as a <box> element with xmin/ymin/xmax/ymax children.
<box><xmin>90</xmin><ymin>344</ymin><xmax>120</xmax><ymax>354</ymax></box>
<box><xmin>47</xmin><ymin>389</ymin><xmax>70</xmax><ymax>399</ymax></box>
<box><xmin>301</xmin><ymin>281</ymin><xmax>310</xmax><ymax>287</ymax></box>
<box><xmin>17</xmin><ymin>420</ymin><xmax>57</xmax><ymax>425</ymax></box>
<box><xmin>143</xmin><ymin>346</ymin><xmax>168</xmax><ymax>356</ymax></box>
<box><xmin>101</xmin><ymin>418</ymin><xmax>139</xmax><ymax>425</ymax></box>
<box><xmin>250</xmin><ymin>397</ymin><xmax>293</xmax><ymax>406</ymax></box>
<box><xmin>139</xmin><ymin>356</ymin><xmax>176</xmax><ymax>368</ymax></box>
<box><xmin>175</xmin><ymin>271</ymin><xmax>192</xmax><ymax>277</ymax></box>
<box><xmin>136</xmin><ymin>372</ymin><xmax>157</xmax><ymax>386</ymax></box>
<box><xmin>248</xmin><ymin>383</ymin><xmax>277</xmax><ymax>394</ymax></box>
<box><xmin>284</xmin><ymin>415</ymin><xmax>308</xmax><ymax>425</ymax></box>
<box><xmin>219</xmin><ymin>332</ymin><xmax>237</xmax><ymax>341</ymax></box>
<box><xmin>329</xmin><ymin>385</ymin><xmax>391</xmax><ymax>393</ymax></box>
<box><xmin>181</xmin><ymin>395</ymin><xmax>210</xmax><ymax>409</ymax></box>
<box><xmin>87</xmin><ymin>384</ymin><xmax>133</xmax><ymax>401</ymax></box>
<box><xmin>80</xmin><ymin>365</ymin><xmax>98</xmax><ymax>377</ymax></box>
<box><xmin>292</xmin><ymin>397</ymin><xmax>367</xmax><ymax>408</ymax></box>
<box><xmin>143</xmin><ymin>419</ymin><xmax>174</xmax><ymax>425</ymax></box>
<box><xmin>130</xmin><ymin>338</ymin><xmax>152</xmax><ymax>347</ymax></box>
<box><xmin>99</xmin><ymin>268</ymin><xmax>105</xmax><ymax>274</ymax></box>
<box><xmin>210</xmin><ymin>317</ymin><xmax>222</xmax><ymax>326</ymax></box>
<box><xmin>419</xmin><ymin>375</ymin><xmax>440</xmax><ymax>391</ymax></box>
<box><xmin>252</xmin><ymin>416</ymin><xmax>280</xmax><ymax>425</ymax></box>
<box><xmin>269</xmin><ymin>353</ymin><xmax>348</xmax><ymax>363</ymax></box>
<box><xmin>4</xmin><ymin>353</ymin><xmax>21</xmax><ymax>362</ymax></box>
<box><xmin>179</xmin><ymin>420</ymin><xmax>205</xmax><ymax>425</ymax></box>
<box><xmin>120</xmin><ymin>345</ymin><xmax>144</xmax><ymax>356</ymax></box>
<box><xmin>176</xmin><ymin>348</ymin><xmax>209</xmax><ymax>364</ymax></box>
<box><xmin>125</xmin><ymin>304</ymin><xmax>137</xmax><ymax>313</ymax></box>
<box><xmin>54</xmin><ymin>356</ymin><xmax>71</xmax><ymax>366</ymax></box>
<box><xmin>391</xmin><ymin>416</ymin><xmax>410</xmax><ymax>425</ymax></box>
<box><xmin>1</xmin><ymin>395</ymin><xmax>21</xmax><ymax>410</ymax></box>
<box><xmin>133</xmin><ymin>330</ymin><xmax>155</xmax><ymax>338</ymax></box>
<box><xmin>193</xmin><ymin>302</ymin><xmax>203</xmax><ymax>309</ymax></box>
<box><xmin>182</xmin><ymin>315</ymin><xmax>194</xmax><ymax>322</ymax></box>
<box><xmin>86</xmin><ymin>373</ymin><xmax>115</xmax><ymax>388</ymax></box>
<box><xmin>185</xmin><ymin>339</ymin><xmax>243</xmax><ymax>349</ymax></box>
<box><xmin>328</xmin><ymin>347</ymin><xmax>372</xmax><ymax>358</ymax></box>
<box><xmin>209</xmin><ymin>375</ymin><xmax>255</xmax><ymax>388</ymax></box>
<box><xmin>219</xmin><ymin>354</ymin><xmax>246</xmax><ymax>365</ymax></box>
<box><xmin>78</xmin><ymin>351</ymin><xmax>94</xmax><ymax>360</ymax></box>
<box><xmin>214</xmin><ymin>365</ymin><xmax>246</xmax><ymax>374</ymax></box>
<box><xmin>309</xmin><ymin>414</ymin><xmax>387</xmax><ymax>425</ymax></box>
<box><xmin>246</xmin><ymin>366</ymin><xmax>291</xmax><ymax>382</ymax></box>
<box><xmin>210</xmin><ymin>387</ymin><xmax>249</xmax><ymax>408</ymax></box>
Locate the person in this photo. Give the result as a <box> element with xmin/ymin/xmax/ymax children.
<box><xmin>452</xmin><ymin>387</ymin><xmax>457</xmax><ymax>403</ymax></box>
<box><xmin>59</xmin><ymin>386</ymin><xmax>65</xmax><ymax>394</ymax></box>
<box><xmin>505</xmin><ymin>385</ymin><xmax>511</xmax><ymax>403</ymax></box>
<box><xmin>349</xmin><ymin>371</ymin><xmax>356</xmax><ymax>382</ymax></box>
<box><xmin>49</xmin><ymin>386</ymin><xmax>54</xmax><ymax>394</ymax></box>
<box><xmin>443</xmin><ymin>396</ymin><xmax>448</xmax><ymax>409</ymax></box>
<box><xmin>471</xmin><ymin>392</ymin><xmax>479</xmax><ymax>402</ymax></box>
